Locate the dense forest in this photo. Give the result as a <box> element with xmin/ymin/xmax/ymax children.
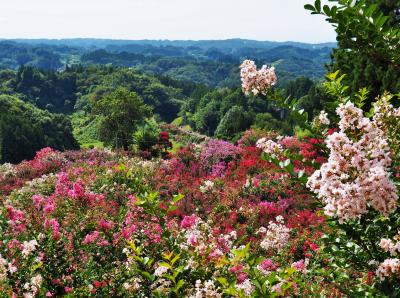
<box><xmin>0</xmin><ymin>40</ymin><xmax>330</xmax><ymax>163</ymax></box>
<box><xmin>1</xmin><ymin>18</ymin><xmax>399</xmax><ymax>164</ymax></box>
<box><xmin>0</xmin><ymin>39</ymin><xmax>333</xmax><ymax>86</ymax></box>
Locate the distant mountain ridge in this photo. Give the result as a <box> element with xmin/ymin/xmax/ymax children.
<box><xmin>0</xmin><ymin>38</ymin><xmax>336</xmax><ymax>50</ymax></box>
<box><xmin>0</xmin><ymin>38</ymin><xmax>335</xmax><ymax>87</ymax></box>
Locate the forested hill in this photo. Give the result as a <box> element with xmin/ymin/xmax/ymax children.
<box><xmin>0</xmin><ymin>39</ymin><xmax>335</xmax><ymax>164</ymax></box>
<box><xmin>1</xmin><ymin>38</ymin><xmax>336</xmax><ymax>50</ymax></box>
<box><xmin>0</xmin><ymin>39</ymin><xmax>335</xmax><ymax>87</ymax></box>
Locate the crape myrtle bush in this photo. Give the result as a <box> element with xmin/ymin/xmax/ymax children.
<box><xmin>242</xmin><ymin>53</ymin><xmax>400</xmax><ymax>295</ymax></box>
<box><xmin>0</xmin><ymin>132</ymin><xmax>356</xmax><ymax>297</ymax></box>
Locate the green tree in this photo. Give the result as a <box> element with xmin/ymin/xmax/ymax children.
<box><xmin>215</xmin><ymin>105</ymin><xmax>251</xmax><ymax>139</ymax></box>
<box><xmin>253</xmin><ymin>112</ymin><xmax>291</xmax><ymax>134</ymax></box>
<box><xmin>0</xmin><ymin>95</ymin><xmax>79</xmax><ymax>163</ymax></box>
<box><xmin>306</xmin><ymin>0</ymin><xmax>400</xmax><ymax>106</ymax></box>
<box><xmin>93</xmin><ymin>87</ymin><xmax>152</xmax><ymax>150</ymax></box>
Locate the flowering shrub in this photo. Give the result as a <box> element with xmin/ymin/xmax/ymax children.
<box><xmin>240</xmin><ymin>60</ymin><xmax>277</xmax><ymax>96</ymax></box>
<box><xmin>0</xmin><ymin>148</ymin><xmax>66</xmax><ymax>196</ymax></box>
<box><xmin>0</xmin><ymin>131</ymin><xmax>334</xmax><ymax>297</ymax></box>
<box><xmin>307</xmin><ymin>101</ymin><xmax>398</xmax><ymax>222</ymax></box>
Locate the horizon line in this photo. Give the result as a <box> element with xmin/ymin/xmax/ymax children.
<box><xmin>0</xmin><ymin>37</ymin><xmax>337</xmax><ymax>45</ymax></box>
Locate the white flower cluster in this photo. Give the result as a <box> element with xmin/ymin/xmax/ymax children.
<box><xmin>260</xmin><ymin>216</ymin><xmax>291</xmax><ymax>251</ymax></box>
<box><xmin>154</xmin><ymin>264</ymin><xmax>169</xmax><ymax>277</ymax></box>
<box><xmin>235</xmin><ymin>279</ymin><xmax>254</xmax><ymax>297</ymax></box>
<box><xmin>189</xmin><ymin>280</ymin><xmax>223</xmax><ymax>298</ymax></box>
<box><xmin>313</xmin><ymin>110</ymin><xmax>330</xmax><ymax>126</ymax></box>
<box><xmin>23</xmin><ymin>274</ymin><xmax>43</xmax><ymax>298</ymax></box>
<box><xmin>307</xmin><ymin>101</ymin><xmax>398</xmax><ymax>222</ymax></box>
<box><xmin>256</xmin><ymin>138</ymin><xmax>283</xmax><ymax>155</ymax></box>
<box><xmin>0</xmin><ymin>255</ymin><xmax>8</xmax><ymax>282</ymax></box>
<box><xmin>240</xmin><ymin>60</ymin><xmax>277</xmax><ymax>96</ymax></box>
<box><xmin>376</xmin><ymin>258</ymin><xmax>400</xmax><ymax>281</ymax></box>
<box><xmin>123</xmin><ymin>278</ymin><xmax>141</xmax><ymax>291</ymax></box>
<box><xmin>0</xmin><ymin>163</ymin><xmax>16</xmax><ymax>178</ymax></box>
<box><xmin>151</xmin><ymin>278</ymin><xmax>172</xmax><ymax>293</ymax></box>
<box><xmin>380</xmin><ymin>238</ymin><xmax>400</xmax><ymax>256</ymax></box>
<box><xmin>373</xmin><ymin>94</ymin><xmax>400</xmax><ymax>127</ymax></box>
<box><xmin>22</xmin><ymin>239</ymin><xmax>38</xmax><ymax>259</ymax></box>
<box><xmin>200</xmin><ymin>180</ymin><xmax>215</xmax><ymax>193</ymax></box>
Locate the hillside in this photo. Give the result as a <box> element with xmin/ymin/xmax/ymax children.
<box><xmin>0</xmin><ymin>39</ymin><xmax>334</xmax><ymax>86</ymax></box>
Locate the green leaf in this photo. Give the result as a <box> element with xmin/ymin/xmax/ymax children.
<box><xmin>31</xmin><ymin>261</ymin><xmax>43</xmax><ymax>272</ymax></box>
<box><xmin>167</xmin><ymin>205</ymin><xmax>178</xmax><ymax>212</ymax></box>
<box><xmin>176</xmin><ymin>279</ymin><xmax>185</xmax><ymax>290</ymax></box>
<box><xmin>172</xmin><ymin>193</ymin><xmax>184</xmax><ymax>203</ymax></box>
<box><xmin>323</xmin><ymin>5</ymin><xmax>331</xmax><ymax>15</ymax></box>
<box><xmin>170</xmin><ymin>254</ymin><xmax>181</xmax><ymax>265</ymax></box>
<box><xmin>158</xmin><ymin>262</ymin><xmax>172</xmax><ymax>269</ymax></box>
<box><xmin>217</xmin><ymin>277</ymin><xmax>229</xmax><ymax>286</ymax></box>
<box><xmin>304</xmin><ymin>4</ymin><xmax>315</xmax><ymax>11</ymax></box>
<box><xmin>140</xmin><ymin>270</ymin><xmax>154</xmax><ymax>281</ymax></box>
<box><xmin>314</xmin><ymin>0</ymin><xmax>321</xmax><ymax>12</ymax></box>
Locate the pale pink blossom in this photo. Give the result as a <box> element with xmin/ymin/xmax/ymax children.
<box><xmin>256</xmin><ymin>138</ymin><xmax>283</xmax><ymax>155</ymax></box>
<box><xmin>376</xmin><ymin>258</ymin><xmax>400</xmax><ymax>280</ymax></box>
<box><xmin>307</xmin><ymin>101</ymin><xmax>398</xmax><ymax>222</ymax></box>
<box><xmin>260</xmin><ymin>216</ymin><xmax>291</xmax><ymax>251</ymax></box>
<box><xmin>240</xmin><ymin>60</ymin><xmax>277</xmax><ymax>96</ymax></box>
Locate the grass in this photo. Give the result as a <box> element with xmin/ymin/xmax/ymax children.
<box><xmin>70</xmin><ymin>112</ymin><xmax>104</xmax><ymax>148</ymax></box>
<box><xmin>81</xmin><ymin>141</ymin><xmax>105</xmax><ymax>149</ymax></box>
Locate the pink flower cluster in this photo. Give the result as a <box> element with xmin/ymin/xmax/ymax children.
<box><xmin>257</xmin><ymin>258</ymin><xmax>277</xmax><ymax>275</ymax></box>
<box><xmin>240</xmin><ymin>60</ymin><xmax>277</xmax><ymax>96</ymax></box>
<box><xmin>307</xmin><ymin>101</ymin><xmax>398</xmax><ymax>222</ymax></box>
<box><xmin>376</xmin><ymin>236</ymin><xmax>400</xmax><ymax>280</ymax></box>
<box><xmin>259</xmin><ymin>216</ymin><xmax>291</xmax><ymax>251</ymax></box>
<box><xmin>291</xmin><ymin>258</ymin><xmax>308</xmax><ymax>274</ymax></box>
<box><xmin>380</xmin><ymin>238</ymin><xmax>400</xmax><ymax>256</ymax></box>
<box><xmin>256</xmin><ymin>138</ymin><xmax>282</xmax><ymax>155</ymax></box>
<box><xmin>376</xmin><ymin>259</ymin><xmax>400</xmax><ymax>280</ymax></box>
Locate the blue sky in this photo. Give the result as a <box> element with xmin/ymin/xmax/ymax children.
<box><xmin>0</xmin><ymin>0</ymin><xmax>336</xmax><ymax>43</ymax></box>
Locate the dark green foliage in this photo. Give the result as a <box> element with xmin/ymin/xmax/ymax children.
<box><xmin>68</xmin><ymin>65</ymin><xmax>189</xmax><ymax>121</ymax></box>
<box><xmin>133</xmin><ymin>119</ymin><xmax>161</xmax><ymax>152</ymax></box>
<box><xmin>284</xmin><ymin>77</ymin><xmax>314</xmax><ymax>99</ymax></box>
<box><xmin>214</xmin><ymin>106</ymin><xmax>251</xmax><ymax>139</ymax></box>
<box><xmin>0</xmin><ymin>39</ymin><xmax>334</xmax><ymax>88</ymax></box>
<box><xmin>81</xmin><ymin>46</ymin><xmax>332</xmax><ymax>88</ymax></box>
<box><xmin>181</xmin><ymin>84</ymin><xmax>305</xmax><ymax>139</ymax></box>
<box><xmin>284</xmin><ymin>77</ymin><xmax>327</xmax><ymax>120</ymax></box>
<box><xmin>0</xmin><ymin>95</ymin><xmax>79</xmax><ymax>163</ymax></box>
<box><xmin>14</xmin><ymin>66</ymin><xmax>78</xmax><ymax>113</ymax></box>
<box><xmin>93</xmin><ymin>87</ymin><xmax>152</xmax><ymax>149</ymax></box>
<box><xmin>0</xmin><ymin>41</ymin><xmax>64</xmax><ymax>70</ymax></box>
<box><xmin>306</xmin><ymin>0</ymin><xmax>400</xmax><ymax>107</ymax></box>
<box><xmin>253</xmin><ymin>112</ymin><xmax>292</xmax><ymax>134</ymax></box>
<box><xmin>0</xmin><ymin>38</ymin><xmax>339</xmax><ymax>149</ymax></box>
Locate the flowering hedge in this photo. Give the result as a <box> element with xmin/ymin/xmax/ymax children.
<box><xmin>0</xmin><ymin>132</ymin><xmax>348</xmax><ymax>297</ymax></box>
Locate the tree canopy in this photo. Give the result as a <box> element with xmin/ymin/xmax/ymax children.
<box><xmin>93</xmin><ymin>87</ymin><xmax>152</xmax><ymax>149</ymax></box>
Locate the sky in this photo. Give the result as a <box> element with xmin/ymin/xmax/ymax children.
<box><xmin>0</xmin><ymin>0</ymin><xmax>336</xmax><ymax>43</ymax></box>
